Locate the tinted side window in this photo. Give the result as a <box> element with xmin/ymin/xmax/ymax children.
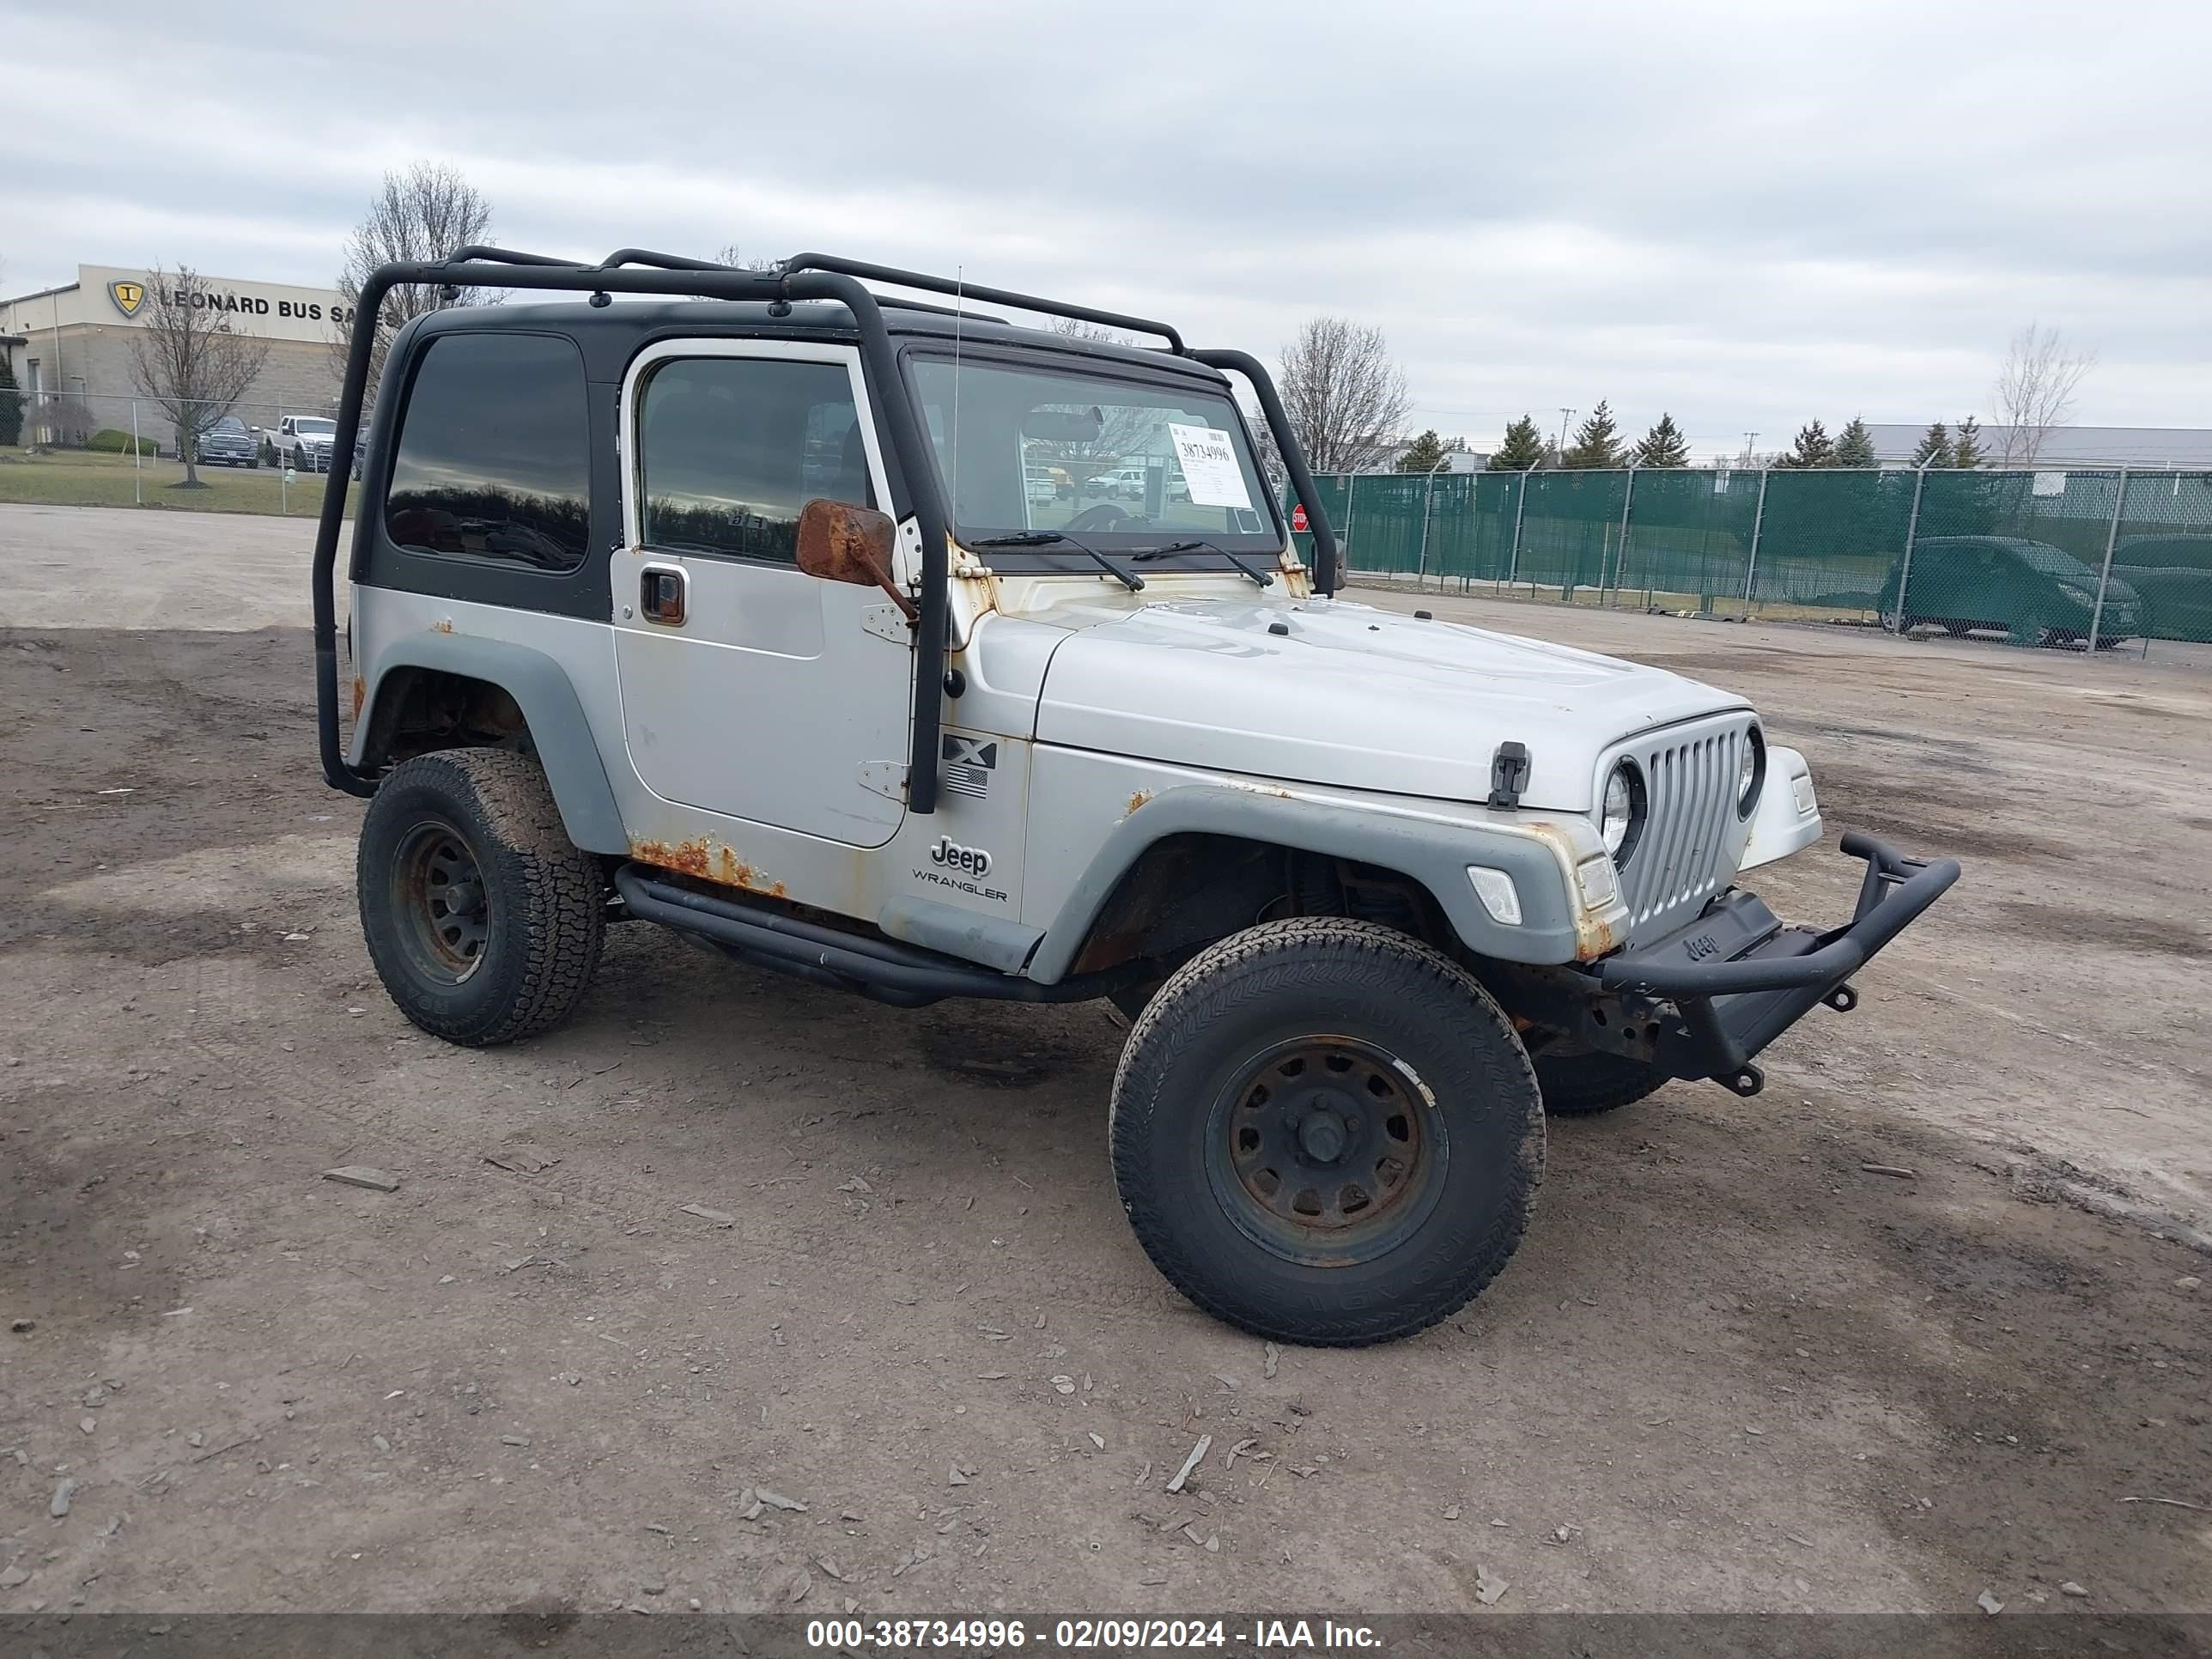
<box><xmin>385</xmin><ymin>333</ymin><xmax>591</xmax><ymax>572</ymax></box>
<box><xmin>638</xmin><ymin>357</ymin><xmax>873</xmax><ymax>562</ymax></box>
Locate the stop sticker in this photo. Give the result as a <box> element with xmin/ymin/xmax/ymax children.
<box><xmin>1291</xmin><ymin>504</ymin><xmax>1309</xmax><ymax>532</ymax></box>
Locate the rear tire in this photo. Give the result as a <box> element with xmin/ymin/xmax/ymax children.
<box><xmin>1532</xmin><ymin>1048</ymin><xmax>1669</xmax><ymax>1116</ymax></box>
<box><xmin>357</xmin><ymin>749</ymin><xmax>604</xmax><ymax>1046</ymax></box>
<box><xmin>1109</xmin><ymin>918</ymin><xmax>1544</xmax><ymax>1346</ymax></box>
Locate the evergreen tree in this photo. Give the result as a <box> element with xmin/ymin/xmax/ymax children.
<box><xmin>1952</xmin><ymin>416</ymin><xmax>1983</xmax><ymax>470</ymax></box>
<box><xmin>1911</xmin><ymin>421</ymin><xmax>1953</xmax><ymax>468</ymax></box>
<box><xmin>1632</xmin><ymin>412</ymin><xmax>1690</xmax><ymax>467</ymax></box>
<box><xmin>1778</xmin><ymin>419</ymin><xmax>1835</xmax><ymax>469</ymax></box>
<box><xmin>1833</xmin><ymin>416</ymin><xmax>1876</xmax><ymax>468</ymax></box>
<box><xmin>1394</xmin><ymin>429</ymin><xmax>1455</xmax><ymax>474</ymax></box>
<box><xmin>1490</xmin><ymin>414</ymin><xmax>1547</xmax><ymax>471</ymax></box>
<box><xmin>1561</xmin><ymin>400</ymin><xmax>1625</xmax><ymax>468</ymax></box>
<box><xmin>0</xmin><ymin>356</ymin><xmax>21</xmax><ymax>448</ymax></box>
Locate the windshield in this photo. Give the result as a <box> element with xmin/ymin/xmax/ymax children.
<box><xmin>908</xmin><ymin>354</ymin><xmax>1280</xmax><ymax>564</ymax></box>
<box><xmin>297</xmin><ymin>417</ymin><xmax>336</xmax><ymax>435</ymax></box>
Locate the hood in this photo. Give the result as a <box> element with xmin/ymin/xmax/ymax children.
<box><xmin>1030</xmin><ymin>597</ymin><xmax>1747</xmax><ymax>811</ymax></box>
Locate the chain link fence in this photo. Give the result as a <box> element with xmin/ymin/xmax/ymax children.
<box><xmin>1291</xmin><ymin>465</ymin><xmax>2212</xmax><ymax>659</ymax></box>
<box><xmin>0</xmin><ymin>392</ymin><xmax>360</xmax><ymax>517</ymax></box>
<box><xmin>9</xmin><ymin>395</ymin><xmax>2209</xmax><ymax>660</ymax></box>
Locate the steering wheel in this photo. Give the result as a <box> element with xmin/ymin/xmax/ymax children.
<box><xmin>1066</xmin><ymin>503</ymin><xmax>1131</xmax><ymax>532</ymax></box>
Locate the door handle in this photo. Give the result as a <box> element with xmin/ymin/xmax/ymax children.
<box><xmin>640</xmin><ymin>564</ymin><xmax>688</xmax><ymax>627</ymax></box>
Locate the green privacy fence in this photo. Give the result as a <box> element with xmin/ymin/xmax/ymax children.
<box><xmin>1286</xmin><ymin>467</ymin><xmax>2212</xmax><ymax>654</ymax></box>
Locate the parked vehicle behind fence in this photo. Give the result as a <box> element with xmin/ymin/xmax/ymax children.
<box><xmin>197</xmin><ymin>416</ymin><xmax>258</xmax><ymax>468</ymax></box>
<box><xmin>2110</xmin><ymin>535</ymin><xmax>2212</xmax><ymax>645</ymax></box>
<box><xmin>1880</xmin><ymin>536</ymin><xmax>2141</xmax><ymax>648</ymax></box>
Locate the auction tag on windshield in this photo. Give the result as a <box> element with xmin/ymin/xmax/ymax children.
<box><xmin>1168</xmin><ymin>423</ymin><xmax>1253</xmax><ymax>511</ymax></box>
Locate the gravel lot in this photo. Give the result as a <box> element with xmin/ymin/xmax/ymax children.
<box><xmin>1</xmin><ymin>507</ymin><xmax>2206</xmax><ymax>1620</ymax></box>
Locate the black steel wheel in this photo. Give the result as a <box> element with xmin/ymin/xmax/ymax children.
<box><xmin>357</xmin><ymin>749</ymin><xmax>604</xmax><ymax>1046</ymax></box>
<box><xmin>388</xmin><ymin>820</ymin><xmax>491</xmax><ymax>983</ymax></box>
<box><xmin>1110</xmin><ymin>918</ymin><xmax>1544</xmax><ymax>1346</ymax></box>
<box><xmin>1207</xmin><ymin>1035</ymin><xmax>1446</xmax><ymax>1264</ymax></box>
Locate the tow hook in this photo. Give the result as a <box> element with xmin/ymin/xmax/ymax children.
<box><xmin>1823</xmin><ymin>981</ymin><xmax>1859</xmax><ymax>1012</ymax></box>
<box><xmin>1722</xmin><ymin>1063</ymin><xmax>1765</xmax><ymax>1098</ymax></box>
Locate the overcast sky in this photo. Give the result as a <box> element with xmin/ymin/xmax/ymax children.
<box><xmin>6</xmin><ymin>1</ymin><xmax>2206</xmax><ymax>457</ymax></box>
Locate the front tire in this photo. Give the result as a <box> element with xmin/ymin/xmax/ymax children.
<box><xmin>1532</xmin><ymin>1048</ymin><xmax>1669</xmax><ymax>1116</ymax></box>
<box><xmin>357</xmin><ymin>749</ymin><xmax>605</xmax><ymax>1046</ymax></box>
<box><xmin>1109</xmin><ymin>919</ymin><xmax>1544</xmax><ymax>1346</ymax></box>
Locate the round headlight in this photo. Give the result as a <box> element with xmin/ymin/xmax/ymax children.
<box><xmin>1737</xmin><ymin>726</ymin><xmax>1766</xmax><ymax>818</ymax></box>
<box><xmin>1601</xmin><ymin>762</ymin><xmax>1644</xmax><ymax>864</ymax></box>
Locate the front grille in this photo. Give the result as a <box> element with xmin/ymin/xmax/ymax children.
<box><xmin>1615</xmin><ymin>722</ymin><xmax>1747</xmax><ymax>939</ymax></box>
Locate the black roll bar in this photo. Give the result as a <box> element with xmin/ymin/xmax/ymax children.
<box><xmin>780</xmin><ymin>252</ymin><xmax>1186</xmax><ymax>354</ymax></box>
<box><xmin>1189</xmin><ymin>349</ymin><xmax>1340</xmax><ymax>596</ymax></box>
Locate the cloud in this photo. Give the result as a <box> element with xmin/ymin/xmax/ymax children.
<box><xmin>3</xmin><ymin>0</ymin><xmax>2207</xmax><ymax>452</ymax></box>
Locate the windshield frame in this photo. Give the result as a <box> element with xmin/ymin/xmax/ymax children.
<box><xmin>895</xmin><ymin>340</ymin><xmax>1289</xmax><ymax>575</ymax></box>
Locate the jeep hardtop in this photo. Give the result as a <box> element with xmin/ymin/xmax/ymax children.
<box><xmin>312</xmin><ymin>247</ymin><xmax>1957</xmax><ymax>1346</ymax></box>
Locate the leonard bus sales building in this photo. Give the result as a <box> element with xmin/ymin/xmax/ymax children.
<box><xmin>0</xmin><ymin>264</ymin><xmax>370</xmax><ymax>449</ymax></box>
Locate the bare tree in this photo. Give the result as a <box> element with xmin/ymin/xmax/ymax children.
<box><xmin>1016</xmin><ymin>319</ymin><xmax>1157</xmax><ymax>495</ymax></box>
<box><xmin>334</xmin><ymin>161</ymin><xmax>497</xmax><ymax>402</ymax></box>
<box><xmin>1277</xmin><ymin>317</ymin><xmax>1410</xmax><ymax>473</ymax></box>
<box><xmin>1990</xmin><ymin>323</ymin><xmax>2096</xmax><ymax>466</ymax></box>
<box><xmin>712</xmin><ymin>244</ymin><xmax>786</xmax><ymax>272</ymax></box>
<box><xmin>1046</xmin><ymin>317</ymin><xmax>1130</xmax><ymax>347</ymax></box>
<box><xmin>130</xmin><ymin>267</ymin><xmax>270</xmax><ymax>486</ymax></box>
<box><xmin>1244</xmin><ymin>404</ymin><xmax>1287</xmax><ymax>493</ymax></box>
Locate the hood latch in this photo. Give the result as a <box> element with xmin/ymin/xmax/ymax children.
<box><xmin>1487</xmin><ymin>741</ymin><xmax>1529</xmax><ymax>810</ymax></box>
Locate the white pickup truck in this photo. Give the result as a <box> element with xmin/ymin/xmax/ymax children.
<box><xmin>263</xmin><ymin>413</ymin><xmax>337</xmax><ymax>473</ymax></box>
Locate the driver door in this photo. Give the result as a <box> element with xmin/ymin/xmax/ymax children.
<box><xmin>611</xmin><ymin>339</ymin><xmax>912</xmax><ymax>848</ymax></box>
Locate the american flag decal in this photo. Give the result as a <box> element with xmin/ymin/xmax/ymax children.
<box><xmin>941</xmin><ymin>733</ymin><xmax>998</xmax><ymax>799</ymax></box>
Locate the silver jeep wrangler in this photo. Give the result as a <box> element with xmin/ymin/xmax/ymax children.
<box><xmin>312</xmin><ymin>247</ymin><xmax>1957</xmax><ymax>1346</ymax></box>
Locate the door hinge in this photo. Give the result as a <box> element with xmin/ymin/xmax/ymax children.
<box><xmin>861</xmin><ymin>602</ymin><xmax>911</xmax><ymax>645</ymax></box>
<box><xmin>857</xmin><ymin>761</ymin><xmax>908</xmax><ymax>803</ymax></box>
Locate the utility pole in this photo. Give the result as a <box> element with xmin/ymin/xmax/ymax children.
<box><xmin>1556</xmin><ymin>408</ymin><xmax>1575</xmax><ymax>453</ymax></box>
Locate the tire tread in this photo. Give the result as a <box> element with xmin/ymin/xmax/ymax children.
<box><xmin>358</xmin><ymin>748</ymin><xmax>603</xmax><ymax>1047</ymax></box>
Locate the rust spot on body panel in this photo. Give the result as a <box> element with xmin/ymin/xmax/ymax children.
<box><xmin>1126</xmin><ymin>789</ymin><xmax>1153</xmax><ymax>816</ymax></box>
<box><xmin>1496</xmin><ymin>815</ymin><xmax>1622</xmax><ymax>962</ymax></box>
<box><xmin>350</xmin><ymin>675</ymin><xmax>366</xmax><ymax>720</ymax></box>
<box><xmin>632</xmin><ymin>837</ymin><xmax>715</xmax><ymax>880</ymax></box>
<box><xmin>631</xmin><ymin>837</ymin><xmax>778</xmax><ymax>896</ymax></box>
<box><xmin>430</xmin><ymin>619</ymin><xmax>453</xmax><ymax>634</ymax></box>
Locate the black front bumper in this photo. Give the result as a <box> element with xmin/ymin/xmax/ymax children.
<box><xmin>1583</xmin><ymin>831</ymin><xmax>1959</xmax><ymax>1096</ymax></box>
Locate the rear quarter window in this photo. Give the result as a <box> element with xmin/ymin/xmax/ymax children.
<box><xmin>384</xmin><ymin>332</ymin><xmax>592</xmax><ymax>572</ymax></box>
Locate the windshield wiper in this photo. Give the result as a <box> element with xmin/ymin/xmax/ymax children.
<box><xmin>1131</xmin><ymin>539</ymin><xmax>1274</xmax><ymax>587</ymax></box>
<box><xmin>971</xmin><ymin>531</ymin><xmax>1144</xmax><ymax>592</ymax></box>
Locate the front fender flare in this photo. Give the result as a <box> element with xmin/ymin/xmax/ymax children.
<box><xmin>1026</xmin><ymin>784</ymin><xmax>1592</xmax><ymax>983</ymax></box>
<box><xmin>349</xmin><ymin>633</ymin><xmax>628</xmax><ymax>855</ymax></box>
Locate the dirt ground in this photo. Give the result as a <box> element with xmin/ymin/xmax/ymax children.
<box><xmin>1</xmin><ymin>507</ymin><xmax>2207</xmax><ymax>1620</ymax></box>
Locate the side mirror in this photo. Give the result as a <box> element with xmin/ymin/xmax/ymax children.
<box><xmin>794</xmin><ymin>499</ymin><xmax>915</xmax><ymax>622</ymax></box>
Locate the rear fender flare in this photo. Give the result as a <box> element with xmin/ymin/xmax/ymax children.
<box><xmin>350</xmin><ymin>633</ymin><xmax>627</xmax><ymax>854</ymax></box>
